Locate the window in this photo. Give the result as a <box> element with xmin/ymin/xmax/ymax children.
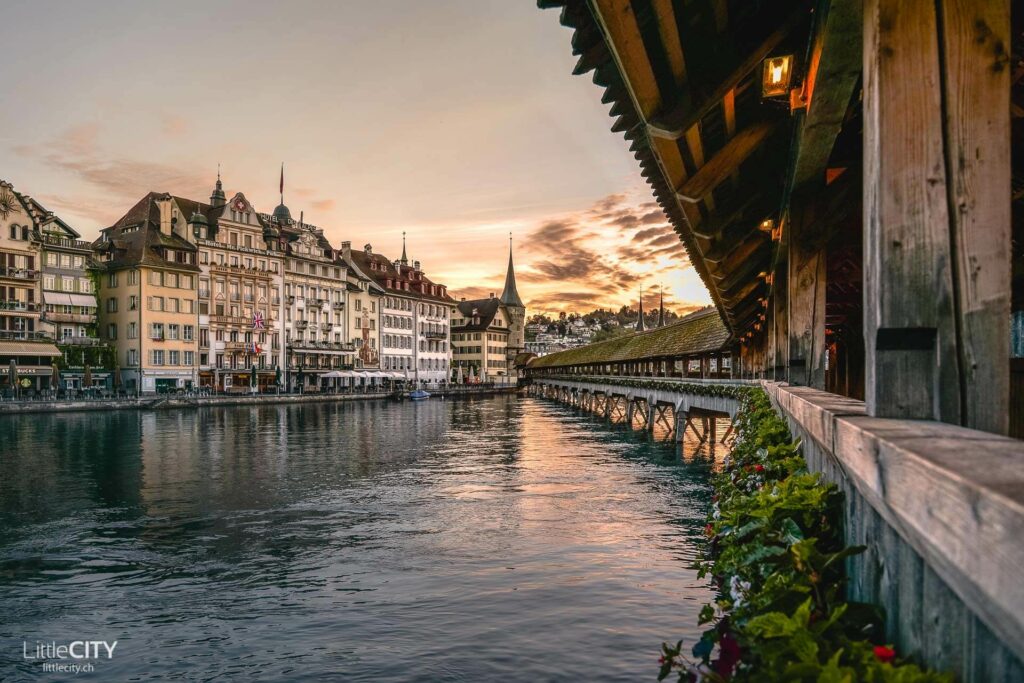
<box><xmin>148</xmin><ymin>296</ymin><xmax>163</xmax><ymax>312</ymax></box>
<box><xmin>128</xmin><ymin>349</ymin><xmax>138</xmax><ymax>366</ymax></box>
<box><xmin>182</xmin><ymin>299</ymin><xmax>194</xmax><ymax>314</ymax></box>
<box><xmin>167</xmin><ymin>298</ymin><xmax>179</xmax><ymax>313</ymax></box>
<box><xmin>150</xmin><ymin>323</ymin><xmax>165</xmax><ymax>340</ymax></box>
<box><xmin>166</xmin><ymin>272</ymin><xmax>178</xmax><ymax>288</ymax></box>
<box><xmin>168</xmin><ymin>324</ymin><xmax>180</xmax><ymax>340</ymax></box>
<box><xmin>149</xmin><ymin>271</ymin><xmax>162</xmax><ymax>286</ymax></box>
<box><xmin>184</xmin><ymin>351</ymin><xmax>195</xmax><ymax>366</ymax></box>
<box><xmin>183</xmin><ymin>325</ymin><xmax>194</xmax><ymax>341</ymax></box>
<box><xmin>128</xmin><ymin>295</ymin><xmax>138</xmax><ymax>310</ymax></box>
<box><xmin>127</xmin><ymin>322</ymin><xmax>137</xmax><ymax>339</ymax></box>
<box><xmin>151</xmin><ymin>350</ymin><xmax>165</xmax><ymax>366</ymax></box>
<box><xmin>108</xmin><ymin>273</ymin><xmax>118</xmax><ymax>287</ymax></box>
<box><xmin>78</xmin><ymin>277</ymin><xmax>90</xmax><ymax>292</ymax></box>
<box><xmin>43</xmin><ymin>275</ymin><xmax>55</xmax><ymax>290</ymax></box>
<box><xmin>106</xmin><ymin>297</ymin><xmax>117</xmax><ymax>313</ymax></box>
<box><xmin>107</xmin><ymin>323</ymin><xmax>117</xmax><ymax>340</ymax></box>
<box><xmin>200</xmin><ymin>251</ymin><xmax>209</xmax><ymax>264</ymax></box>
<box><xmin>47</xmin><ymin>253</ymin><xmax>58</xmax><ymax>266</ymax></box>
<box><xmin>168</xmin><ymin>350</ymin><xmax>180</xmax><ymax>366</ymax></box>
<box><xmin>128</xmin><ymin>270</ymin><xmax>139</xmax><ymax>286</ymax></box>
<box><xmin>62</xmin><ymin>276</ymin><xmax>74</xmax><ymax>291</ymax></box>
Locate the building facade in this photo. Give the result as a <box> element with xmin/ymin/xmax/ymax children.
<box><xmin>94</xmin><ymin>193</ymin><xmax>200</xmax><ymax>393</ymax></box>
<box><xmin>338</xmin><ymin>242</ymin><xmax>383</xmax><ymax>373</ymax></box>
<box><xmin>347</xmin><ymin>241</ymin><xmax>455</xmax><ymax>386</ymax></box>
<box><xmin>270</xmin><ymin>207</ymin><xmax>353</xmax><ymax>391</ymax></box>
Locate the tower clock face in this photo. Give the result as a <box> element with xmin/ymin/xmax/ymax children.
<box><xmin>233</xmin><ymin>199</ymin><xmax>246</xmax><ymax>211</ymax></box>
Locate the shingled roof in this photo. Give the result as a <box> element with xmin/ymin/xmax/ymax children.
<box><xmin>528</xmin><ymin>308</ymin><xmax>729</xmax><ymax>369</ymax></box>
<box><xmin>452</xmin><ymin>297</ymin><xmax>505</xmax><ymax>332</ymax></box>
<box><xmin>348</xmin><ymin>244</ymin><xmax>456</xmax><ymax>305</ymax></box>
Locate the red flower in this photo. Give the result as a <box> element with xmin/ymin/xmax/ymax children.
<box><xmin>754</xmin><ymin>464</ymin><xmax>765</xmax><ymax>473</ymax></box>
<box><xmin>873</xmin><ymin>645</ymin><xmax>896</xmax><ymax>664</ymax></box>
<box><xmin>705</xmin><ymin>523</ymin><xmax>715</xmax><ymax>537</ymax></box>
<box><xmin>658</xmin><ymin>656</ymin><xmax>666</xmax><ymax>665</ymax></box>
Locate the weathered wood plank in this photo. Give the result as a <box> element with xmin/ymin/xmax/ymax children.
<box><xmin>788</xmin><ymin>203</ymin><xmax>827</xmax><ymax>388</ymax></box>
<box><xmin>936</xmin><ymin>0</ymin><xmax>1012</xmax><ymax>434</ymax></box>
<box><xmin>765</xmin><ymin>381</ymin><xmax>1024</xmax><ymax>674</ymax></box>
<box><xmin>862</xmin><ymin>0</ymin><xmax>960</xmax><ymax>422</ymax></box>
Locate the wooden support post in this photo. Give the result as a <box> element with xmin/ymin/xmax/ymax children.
<box><xmin>774</xmin><ymin>274</ymin><xmax>789</xmax><ymax>380</ymax></box>
<box><xmin>647</xmin><ymin>402</ymin><xmax>655</xmax><ymax>433</ymax></box>
<box><xmin>675</xmin><ymin>410</ymin><xmax>685</xmax><ymax>443</ymax></box>
<box><xmin>709</xmin><ymin>417</ymin><xmax>717</xmax><ymax>444</ymax></box>
<box><xmin>863</xmin><ymin>0</ymin><xmax>1010</xmax><ymax>432</ymax></box>
<box><xmin>788</xmin><ymin>204</ymin><xmax>827</xmax><ymax>388</ymax></box>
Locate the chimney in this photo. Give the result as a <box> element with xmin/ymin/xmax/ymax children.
<box><xmin>156</xmin><ymin>194</ymin><xmax>174</xmax><ymax>236</ymax></box>
<box><xmin>364</xmin><ymin>243</ymin><xmax>373</xmax><ymax>255</ymax></box>
<box><xmin>414</xmin><ymin>260</ymin><xmax>421</xmax><ymax>271</ymax></box>
<box><xmin>340</xmin><ymin>241</ymin><xmax>351</xmax><ymax>258</ymax></box>
<box><xmin>489</xmin><ymin>292</ymin><xmax>494</xmax><ymax>298</ymax></box>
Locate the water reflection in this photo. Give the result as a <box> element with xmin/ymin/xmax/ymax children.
<box><xmin>0</xmin><ymin>396</ymin><xmax>713</xmax><ymax>682</ymax></box>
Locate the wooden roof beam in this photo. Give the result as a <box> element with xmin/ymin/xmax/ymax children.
<box><xmin>675</xmin><ymin>120</ymin><xmax>778</xmax><ymax>203</ymax></box>
<box><xmin>789</xmin><ymin>0</ymin><xmax>863</xmax><ymax>192</ymax></box>
<box><xmin>646</xmin><ymin>7</ymin><xmax>808</xmax><ymax>141</ymax></box>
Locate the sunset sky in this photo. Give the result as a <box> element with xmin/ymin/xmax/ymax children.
<box><xmin>1</xmin><ymin>0</ymin><xmax>712</xmax><ymax>315</ymax></box>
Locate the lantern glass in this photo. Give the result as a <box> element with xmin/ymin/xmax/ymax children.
<box><xmin>762</xmin><ymin>55</ymin><xmax>792</xmax><ymax>97</ymax></box>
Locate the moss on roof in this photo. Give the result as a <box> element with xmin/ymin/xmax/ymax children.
<box><xmin>529</xmin><ymin>308</ymin><xmax>729</xmax><ymax>369</ymax></box>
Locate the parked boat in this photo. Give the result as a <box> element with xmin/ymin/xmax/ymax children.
<box><xmin>409</xmin><ymin>390</ymin><xmax>431</xmax><ymax>401</ymax></box>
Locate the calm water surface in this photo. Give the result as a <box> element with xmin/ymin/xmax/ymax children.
<box><xmin>0</xmin><ymin>396</ymin><xmax>717</xmax><ymax>681</ymax></box>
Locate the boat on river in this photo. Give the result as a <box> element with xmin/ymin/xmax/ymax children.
<box><xmin>409</xmin><ymin>390</ymin><xmax>431</xmax><ymax>401</ymax></box>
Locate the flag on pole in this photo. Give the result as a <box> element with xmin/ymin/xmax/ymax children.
<box><xmin>279</xmin><ymin>163</ymin><xmax>284</xmax><ymax>196</ymax></box>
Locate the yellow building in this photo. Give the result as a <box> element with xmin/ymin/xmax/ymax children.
<box><xmin>94</xmin><ymin>193</ymin><xmax>200</xmax><ymax>393</ymax></box>
<box><xmin>451</xmin><ymin>296</ymin><xmax>512</xmax><ymax>379</ymax></box>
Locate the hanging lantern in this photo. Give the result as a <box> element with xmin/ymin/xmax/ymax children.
<box><xmin>758</xmin><ymin>218</ymin><xmax>775</xmax><ymax>233</ymax></box>
<box><xmin>762</xmin><ymin>55</ymin><xmax>793</xmax><ymax>98</ymax></box>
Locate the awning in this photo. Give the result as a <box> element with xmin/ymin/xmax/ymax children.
<box><xmin>68</xmin><ymin>294</ymin><xmax>96</xmax><ymax>308</ymax></box>
<box><xmin>0</xmin><ymin>341</ymin><xmax>62</xmax><ymax>357</ymax></box>
<box><xmin>43</xmin><ymin>292</ymin><xmax>73</xmax><ymax>306</ymax></box>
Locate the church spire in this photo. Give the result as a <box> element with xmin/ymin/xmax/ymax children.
<box><xmin>400</xmin><ymin>231</ymin><xmax>408</xmax><ymax>265</ymax></box>
<box><xmin>500</xmin><ymin>233</ymin><xmax>524</xmax><ymax>308</ymax></box>
<box><xmin>636</xmin><ymin>286</ymin><xmax>646</xmax><ymax>331</ymax></box>
<box><xmin>658</xmin><ymin>285</ymin><xmax>666</xmax><ymax>327</ymax></box>
<box><xmin>210</xmin><ymin>163</ymin><xmax>226</xmax><ymax>208</ymax></box>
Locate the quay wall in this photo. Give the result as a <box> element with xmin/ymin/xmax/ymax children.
<box><xmin>0</xmin><ymin>387</ymin><xmax>520</xmax><ymax>416</ymax></box>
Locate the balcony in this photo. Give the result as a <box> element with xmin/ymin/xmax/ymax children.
<box><xmin>198</xmin><ymin>289</ymin><xmax>210</xmax><ymax>298</ymax></box>
<box><xmin>209</xmin><ymin>314</ymin><xmax>253</xmax><ymax>326</ymax></box>
<box><xmin>0</xmin><ymin>267</ymin><xmax>39</xmax><ymax>281</ymax></box>
<box><xmin>424</xmin><ymin>330</ymin><xmax>447</xmax><ymax>340</ymax></box>
<box><xmin>332</xmin><ymin>301</ymin><xmax>344</xmax><ymax>310</ymax></box>
<box><xmin>244</xmin><ymin>294</ymin><xmax>254</xmax><ymax>303</ymax></box>
<box><xmin>287</xmin><ymin>340</ymin><xmax>356</xmax><ymax>352</ymax></box>
<box><xmin>34</xmin><ymin>233</ymin><xmax>94</xmax><ymax>252</ymax></box>
<box><xmin>0</xmin><ymin>300</ymin><xmax>40</xmax><ymax>312</ymax></box>
<box><xmin>295</xmin><ymin>320</ymin><xmax>309</xmax><ymax>330</ymax></box>
<box><xmin>58</xmin><ymin>336</ymin><xmax>104</xmax><ymax>346</ymax></box>
<box><xmin>286</xmin><ymin>295</ymin><xmax>295</xmax><ymax>305</ymax></box>
<box><xmin>0</xmin><ymin>330</ymin><xmax>51</xmax><ymax>342</ymax></box>
<box><xmin>44</xmin><ymin>312</ymin><xmax>96</xmax><ymax>324</ymax></box>
<box><xmin>320</xmin><ymin>322</ymin><xmax>333</xmax><ymax>331</ymax></box>
<box><xmin>316</xmin><ymin>298</ymin><xmax>328</xmax><ymax>306</ymax></box>
<box><xmin>209</xmin><ymin>262</ymin><xmax>274</xmax><ymax>279</ymax></box>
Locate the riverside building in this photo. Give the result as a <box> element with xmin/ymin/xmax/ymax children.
<box><xmin>265</xmin><ymin>204</ymin><xmax>353</xmax><ymax>392</ymax></box>
<box><xmin>337</xmin><ymin>241</ymin><xmax>383</xmax><ymax>373</ymax></box>
<box><xmin>347</xmin><ymin>239</ymin><xmax>455</xmax><ymax>386</ymax></box>
<box><xmin>94</xmin><ymin>193</ymin><xmax>200</xmax><ymax>393</ymax></box>
<box><xmin>450</xmin><ymin>242</ymin><xmax>526</xmax><ymax>381</ymax></box>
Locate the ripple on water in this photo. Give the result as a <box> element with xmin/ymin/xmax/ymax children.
<box><xmin>0</xmin><ymin>396</ymin><xmax>717</xmax><ymax>682</ymax></box>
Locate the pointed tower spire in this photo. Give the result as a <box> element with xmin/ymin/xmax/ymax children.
<box><xmin>500</xmin><ymin>232</ymin><xmax>524</xmax><ymax>308</ymax></box>
<box><xmin>210</xmin><ymin>163</ymin><xmax>226</xmax><ymax>207</ymax></box>
<box><xmin>400</xmin><ymin>231</ymin><xmax>408</xmax><ymax>265</ymax></box>
<box><xmin>658</xmin><ymin>285</ymin><xmax>666</xmax><ymax>327</ymax></box>
<box><xmin>636</xmin><ymin>286</ymin><xmax>646</xmax><ymax>331</ymax></box>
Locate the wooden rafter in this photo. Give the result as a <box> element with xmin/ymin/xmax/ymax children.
<box><xmin>646</xmin><ymin>7</ymin><xmax>808</xmax><ymax>140</ymax></box>
<box><xmin>676</xmin><ymin>120</ymin><xmax>778</xmax><ymax>203</ymax></box>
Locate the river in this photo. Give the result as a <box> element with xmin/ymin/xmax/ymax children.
<box><xmin>0</xmin><ymin>395</ymin><xmax>717</xmax><ymax>681</ymax></box>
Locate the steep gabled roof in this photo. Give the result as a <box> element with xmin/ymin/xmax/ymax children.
<box><xmin>452</xmin><ymin>297</ymin><xmax>505</xmax><ymax>332</ymax></box>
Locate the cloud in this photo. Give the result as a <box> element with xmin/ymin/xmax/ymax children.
<box><xmin>161</xmin><ymin>115</ymin><xmax>188</xmax><ymax>137</ymax></box>
<box><xmin>647</xmin><ymin>233</ymin><xmax>679</xmax><ymax>247</ymax></box>
<box><xmin>311</xmin><ymin>199</ymin><xmax>335</xmax><ymax>211</ymax></box>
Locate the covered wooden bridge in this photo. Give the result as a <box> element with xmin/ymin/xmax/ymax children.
<box><xmin>537</xmin><ymin>0</ymin><xmax>1024</xmax><ymax>678</ymax></box>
